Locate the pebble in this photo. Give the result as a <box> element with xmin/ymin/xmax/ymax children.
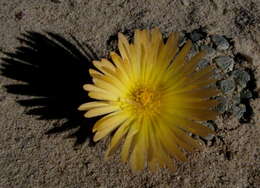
<box><xmin>216</xmin><ymin>96</ymin><xmax>229</xmax><ymax>113</ymax></box>
<box><xmin>232</xmin><ymin>104</ymin><xmax>246</xmax><ymax>119</ymax></box>
<box><xmin>240</xmin><ymin>89</ymin><xmax>253</xmax><ymax>99</ymax></box>
<box><xmin>197</xmin><ymin>59</ymin><xmax>210</xmax><ymax>69</ymax></box>
<box><xmin>214</xmin><ymin>56</ymin><xmax>234</xmax><ymax>72</ymax></box>
<box><xmin>211</xmin><ymin>35</ymin><xmax>230</xmax><ymax>50</ymax></box>
<box><xmin>213</xmin><ymin>70</ymin><xmax>224</xmax><ymax>80</ymax></box>
<box><xmin>200</xmin><ymin>45</ymin><xmax>215</xmax><ymax>56</ymax></box>
<box><xmin>233</xmin><ymin>94</ymin><xmax>241</xmax><ymax>105</ymax></box>
<box><xmin>190</xmin><ymin>31</ymin><xmax>204</xmax><ymax>42</ymax></box>
<box><xmin>232</xmin><ymin>70</ymin><xmax>250</xmax><ymax>88</ymax></box>
<box><xmin>219</xmin><ymin>78</ymin><xmax>236</xmax><ymax>93</ymax></box>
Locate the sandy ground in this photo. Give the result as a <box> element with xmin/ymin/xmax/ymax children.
<box><xmin>0</xmin><ymin>0</ymin><xmax>260</xmax><ymax>187</ymax></box>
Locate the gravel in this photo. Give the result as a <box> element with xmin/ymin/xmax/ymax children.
<box><xmin>200</xmin><ymin>45</ymin><xmax>215</xmax><ymax>56</ymax></box>
<box><xmin>190</xmin><ymin>30</ymin><xmax>204</xmax><ymax>42</ymax></box>
<box><xmin>232</xmin><ymin>104</ymin><xmax>246</xmax><ymax>119</ymax></box>
<box><xmin>232</xmin><ymin>70</ymin><xmax>251</xmax><ymax>89</ymax></box>
<box><xmin>240</xmin><ymin>89</ymin><xmax>253</xmax><ymax>99</ymax></box>
<box><xmin>233</xmin><ymin>94</ymin><xmax>241</xmax><ymax>105</ymax></box>
<box><xmin>216</xmin><ymin>96</ymin><xmax>229</xmax><ymax>113</ymax></box>
<box><xmin>211</xmin><ymin>35</ymin><xmax>230</xmax><ymax>50</ymax></box>
<box><xmin>214</xmin><ymin>56</ymin><xmax>235</xmax><ymax>72</ymax></box>
<box><xmin>198</xmin><ymin>58</ymin><xmax>210</xmax><ymax>69</ymax></box>
<box><xmin>219</xmin><ymin>78</ymin><xmax>236</xmax><ymax>93</ymax></box>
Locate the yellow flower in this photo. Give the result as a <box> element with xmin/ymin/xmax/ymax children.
<box><xmin>78</xmin><ymin>28</ymin><xmax>219</xmax><ymax>171</ymax></box>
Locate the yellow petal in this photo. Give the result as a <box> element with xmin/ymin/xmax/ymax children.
<box><xmin>147</xmin><ymin>118</ymin><xmax>175</xmax><ymax>170</ymax></box>
<box><xmin>157</xmin><ymin>124</ymin><xmax>187</xmax><ymax>161</ymax></box>
<box><xmin>93</xmin><ymin>59</ymin><xmax>116</xmax><ymax>75</ymax></box>
<box><xmin>89</xmin><ymin>68</ymin><xmax>103</xmax><ymax>77</ymax></box>
<box><xmin>130</xmin><ymin>138</ymin><xmax>145</xmax><ymax>171</ymax></box>
<box><xmin>183</xmin><ymin>79</ymin><xmax>217</xmax><ymax>90</ymax></box>
<box><xmin>105</xmin><ymin>119</ymin><xmax>132</xmax><ymax>158</ymax></box>
<box><xmin>78</xmin><ymin>102</ymin><xmax>108</xmax><ymax>111</ymax></box>
<box><xmin>84</xmin><ymin>105</ymin><xmax>120</xmax><ymax>118</ymax></box>
<box><xmin>93</xmin><ymin>114</ymin><xmax>128</xmax><ymax>142</ymax></box>
<box><xmin>101</xmin><ymin>58</ymin><xmax>116</xmax><ymax>71</ymax></box>
<box><xmin>183</xmin><ymin>50</ymin><xmax>206</xmax><ymax>76</ymax></box>
<box><xmin>88</xmin><ymin>91</ymin><xmax>117</xmax><ymax>101</ymax></box>
<box><xmin>121</xmin><ymin>122</ymin><xmax>139</xmax><ymax>163</ymax></box>
<box><xmin>129</xmin><ymin>119</ymin><xmax>149</xmax><ymax>171</ymax></box>
<box><xmin>147</xmin><ymin>158</ymin><xmax>159</xmax><ymax>172</ymax></box>
<box><xmin>151</xmin><ymin>28</ymin><xmax>163</xmax><ymax>56</ymax></box>
<box><xmin>134</xmin><ymin>29</ymin><xmax>150</xmax><ymax>47</ymax></box>
<box><xmin>169</xmin><ymin>88</ymin><xmax>220</xmax><ymax>100</ymax></box>
<box><xmin>187</xmin><ymin>65</ymin><xmax>215</xmax><ymax>83</ymax></box>
<box><xmin>118</xmin><ymin>33</ymin><xmax>131</xmax><ymax>61</ymax></box>
<box><xmin>134</xmin><ymin>29</ymin><xmax>142</xmax><ymax>47</ymax></box>
<box><xmin>110</xmin><ymin>52</ymin><xmax>125</xmax><ymax>71</ymax></box>
<box><xmin>172</xmin><ymin>127</ymin><xmax>201</xmax><ymax>151</ymax></box>
<box><xmin>92</xmin><ymin>70</ymin><xmax>128</xmax><ymax>92</ymax></box>
<box><xmin>173</xmin><ymin>107</ymin><xmax>218</xmax><ymax>121</ymax></box>
<box><xmin>175</xmin><ymin>99</ymin><xmax>220</xmax><ymax>110</ymax></box>
<box><xmin>158</xmin><ymin>32</ymin><xmax>179</xmax><ymax>67</ymax></box>
<box><xmin>167</xmin><ymin>40</ymin><xmax>192</xmax><ymax>76</ymax></box>
<box><xmin>167</xmin><ymin>51</ymin><xmax>206</xmax><ymax>91</ymax></box>
<box><xmin>92</xmin><ymin>77</ymin><xmax>121</xmax><ymax>96</ymax></box>
<box><xmin>154</xmin><ymin>131</ymin><xmax>174</xmax><ymax>170</ymax></box>
<box><xmin>168</xmin><ymin>114</ymin><xmax>215</xmax><ymax>136</ymax></box>
<box><xmin>83</xmin><ymin>84</ymin><xmax>107</xmax><ymax>93</ymax></box>
<box><xmin>93</xmin><ymin>111</ymin><xmax>127</xmax><ymax>132</ymax></box>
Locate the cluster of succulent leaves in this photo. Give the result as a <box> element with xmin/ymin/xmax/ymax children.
<box><xmin>178</xmin><ymin>29</ymin><xmax>256</xmax><ymax>143</ymax></box>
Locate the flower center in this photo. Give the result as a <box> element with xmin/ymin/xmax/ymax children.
<box><xmin>133</xmin><ymin>88</ymin><xmax>154</xmax><ymax>107</ymax></box>
<box><xmin>124</xmin><ymin>86</ymin><xmax>162</xmax><ymax>116</ymax></box>
<box><xmin>119</xmin><ymin>86</ymin><xmax>163</xmax><ymax>116</ymax></box>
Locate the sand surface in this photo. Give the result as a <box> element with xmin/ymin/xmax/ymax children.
<box><xmin>0</xmin><ymin>0</ymin><xmax>260</xmax><ymax>187</ymax></box>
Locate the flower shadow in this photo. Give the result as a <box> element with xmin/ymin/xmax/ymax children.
<box><xmin>1</xmin><ymin>31</ymin><xmax>98</xmax><ymax>146</ymax></box>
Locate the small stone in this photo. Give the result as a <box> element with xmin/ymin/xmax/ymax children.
<box><xmin>219</xmin><ymin>78</ymin><xmax>236</xmax><ymax>93</ymax></box>
<box><xmin>197</xmin><ymin>59</ymin><xmax>210</xmax><ymax>69</ymax></box>
<box><xmin>240</xmin><ymin>89</ymin><xmax>253</xmax><ymax>99</ymax></box>
<box><xmin>232</xmin><ymin>104</ymin><xmax>246</xmax><ymax>119</ymax></box>
<box><xmin>213</xmin><ymin>70</ymin><xmax>224</xmax><ymax>80</ymax></box>
<box><xmin>211</xmin><ymin>35</ymin><xmax>230</xmax><ymax>50</ymax></box>
<box><xmin>190</xmin><ymin>31</ymin><xmax>204</xmax><ymax>42</ymax></box>
<box><xmin>216</xmin><ymin>96</ymin><xmax>229</xmax><ymax>113</ymax></box>
<box><xmin>200</xmin><ymin>45</ymin><xmax>215</xmax><ymax>56</ymax></box>
<box><xmin>214</xmin><ymin>56</ymin><xmax>234</xmax><ymax>72</ymax></box>
<box><xmin>233</xmin><ymin>94</ymin><xmax>241</xmax><ymax>105</ymax></box>
<box><xmin>232</xmin><ymin>70</ymin><xmax>250</xmax><ymax>89</ymax></box>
